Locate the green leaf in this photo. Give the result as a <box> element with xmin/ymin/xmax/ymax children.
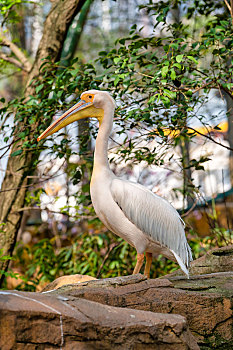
<box><xmin>71</xmin><ymin>68</ymin><xmax>80</xmax><ymax>77</ymax></box>
<box><xmin>121</xmin><ymin>58</ymin><xmax>128</xmax><ymax>69</ymax></box>
<box><xmin>161</xmin><ymin>66</ymin><xmax>169</xmax><ymax>78</ymax></box>
<box><xmin>186</xmin><ymin>90</ymin><xmax>192</xmax><ymax>96</ymax></box>
<box><xmin>156</xmin><ymin>14</ymin><xmax>164</xmax><ymax>22</ymax></box>
<box><xmin>113</xmin><ymin>57</ymin><xmax>121</xmax><ymax>64</ymax></box>
<box><xmin>170</xmin><ymin>69</ymin><xmax>176</xmax><ymax>80</ymax></box>
<box><xmin>173</xmin><ymin>63</ymin><xmax>181</xmax><ymax>69</ymax></box>
<box><xmin>187</xmin><ymin>56</ymin><xmax>198</xmax><ymax>64</ymax></box>
<box><xmin>226</xmin><ymin>83</ymin><xmax>233</xmax><ymax>89</ymax></box>
<box><xmin>49</xmin><ymin>268</ymin><xmax>56</xmax><ymax>276</ymax></box>
<box><xmin>148</xmin><ymin>94</ymin><xmax>157</xmax><ymax>104</ymax></box>
<box><xmin>99</xmin><ymin>51</ymin><xmax>107</xmax><ymax>56</ymax></box>
<box><xmin>114</xmin><ymin>76</ymin><xmax>120</xmax><ymax>86</ymax></box>
<box><xmin>176</xmin><ymin>55</ymin><xmax>183</xmax><ymax>63</ymax></box>
<box><xmin>170</xmin><ymin>43</ymin><xmax>178</xmax><ymax>50</ymax></box>
<box><xmin>11</xmin><ymin>150</ymin><xmax>23</xmax><ymax>157</ymax></box>
<box><xmin>163</xmin><ymin>89</ymin><xmax>176</xmax><ymax>99</ymax></box>
<box><xmin>35</xmin><ymin>84</ymin><xmax>44</xmax><ymax>94</ymax></box>
<box><xmin>18</xmin><ymin>132</ymin><xmax>26</xmax><ymax>139</ymax></box>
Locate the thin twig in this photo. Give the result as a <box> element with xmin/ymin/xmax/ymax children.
<box><xmin>192</xmin><ymin>82</ymin><xmax>213</xmax><ymax>93</ymax></box>
<box><xmin>181</xmin><ymin>198</ymin><xmax>198</xmax><ymax>217</ymax></box>
<box><xmin>0</xmin><ymin>143</ymin><xmax>11</xmax><ymax>153</ymax></box>
<box><xmin>96</xmin><ymin>243</ymin><xmax>119</xmax><ymax>278</ymax></box>
<box><xmin>12</xmin><ymin>205</ymin><xmax>97</xmax><ymax>220</ymax></box>
<box><xmin>0</xmin><ymin>172</ymin><xmax>65</xmax><ymax>193</ymax></box>
<box><xmin>188</xmin><ymin>127</ymin><xmax>233</xmax><ymax>152</ymax></box>
<box><xmin>219</xmin><ymin>84</ymin><xmax>233</xmax><ymax>99</ymax></box>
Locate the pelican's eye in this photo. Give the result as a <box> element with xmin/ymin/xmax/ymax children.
<box><xmin>82</xmin><ymin>94</ymin><xmax>94</xmax><ymax>103</ymax></box>
<box><xmin>85</xmin><ymin>94</ymin><xmax>94</xmax><ymax>102</ymax></box>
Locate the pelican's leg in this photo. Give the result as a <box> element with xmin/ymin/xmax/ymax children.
<box><xmin>133</xmin><ymin>253</ymin><xmax>144</xmax><ymax>274</ymax></box>
<box><xmin>144</xmin><ymin>252</ymin><xmax>152</xmax><ymax>278</ymax></box>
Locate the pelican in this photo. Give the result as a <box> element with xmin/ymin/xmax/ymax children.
<box><xmin>38</xmin><ymin>90</ymin><xmax>192</xmax><ymax>278</ymax></box>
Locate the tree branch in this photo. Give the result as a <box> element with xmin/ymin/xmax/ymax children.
<box><xmin>224</xmin><ymin>0</ymin><xmax>233</xmax><ymax>25</ymax></box>
<box><xmin>0</xmin><ymin>51</ymin><xmax>25</xmax><ymax>70</ymax></box>
<box><xmin>11</xmin><ymin>206</ymin><xmax>97</xmax><ymax>220</ymax></box>
<box><xmin>0</xmin><ymin>34</ymin><xmax>32</xmax><ymax>72</ymax></box>
<box><xmin>224</xmin><ymin>0</ymin><xmax>232</xmax><ymax>14</ymax></box>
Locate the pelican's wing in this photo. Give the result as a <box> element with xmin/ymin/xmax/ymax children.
<box><xmin>110</xmin><ymin>178</ymin><xmax>192</xmax><ymax>269</ymax></box>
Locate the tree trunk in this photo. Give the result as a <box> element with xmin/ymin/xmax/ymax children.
<box><xmin>180</xmin><ymin>137</ymin><xmax>193</xmax><ymax>208</ymax></box>
<box><xmin>0</xmin><ymin>0</ymin><xmax>86</xmax><ymax>283</ymax></box>
<box><xmin>60</xmin><ymin>0</ymin><xmax>93</xmax><ymax>158</ymax></box>
<box><xmin>60</xmin><ymin>0</ymin><xmax>94</xmax><ymax>66</ymax></box>
<box><xmin>26</xmin><ymin>0</ymin><xmax>85</xmax><ymax>86</ymax></box>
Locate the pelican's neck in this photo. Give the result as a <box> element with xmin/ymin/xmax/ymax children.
<box><xmin>93</xmin><ymin>105</ymin><xmax>114</xmax><ymax>170</ymax></box>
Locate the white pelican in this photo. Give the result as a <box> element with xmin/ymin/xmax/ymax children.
<box><xmin>38</xmin><ymin>90</ymin><xmax>193</xmax><ymax>278</ymax></box>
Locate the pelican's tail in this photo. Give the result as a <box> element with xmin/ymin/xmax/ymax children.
<box><xmin>171</xmin><ymin>249</ymin><xmax>192</xmax><ymax>279</ymax></box>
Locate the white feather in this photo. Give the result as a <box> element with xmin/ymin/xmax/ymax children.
<box><xmin>171</xmin><ymin>250</ymin><xmax>190</xmax><ymax>278</ymax></box>
<box><xmin>110</xmin><ymin>178</ymin><xmax>192</xmax><ymax>271</ymax></box>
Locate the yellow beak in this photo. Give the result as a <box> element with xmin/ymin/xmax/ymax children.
<box><xmin>37</xmin><ymin>99</ymin><xmax>100</xmax><ymax>141</ymax></box>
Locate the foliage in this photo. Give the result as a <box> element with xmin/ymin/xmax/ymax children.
<box><xmin>11</xmin><ymin>216</ymin><xmax>232</xmax><ymax>292</ymax></box>
<box><xmin>96</xmin><ymin>7</ymin><xmax>232</xmax><ymax>161</ymax></box>
<box><xmin>0</xmin><ymin>57</ymin><xmax>98</xmax><ymax>173</ymax></box>
<box><xmin>0</xmin><ymin>0</ymin><xmax>26</xmax><ymax>24</ymax></box>
<box><xmin>13</xmin><ymin>228</ymin><xmax>179</xmax><ymax>291</ymax></box>
<box><xmin>0</xmin><ymin>224</ymin><xmax>19</xmax><ymax>281</ymax></box>
<box><xmin>1</xmin><ymin>1</ymin><xmax>232</xmax><ymax>204</ymax></box>
<box><xmin>0</xmin><ymin>249</ymin><xmax>19</xmax><ymax>279</ymax></box>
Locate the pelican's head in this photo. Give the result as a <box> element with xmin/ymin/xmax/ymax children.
<box><xmin>37</xmin><ymin>90</ymin><xmax>115</xmax><ymax>141</ymax></box>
